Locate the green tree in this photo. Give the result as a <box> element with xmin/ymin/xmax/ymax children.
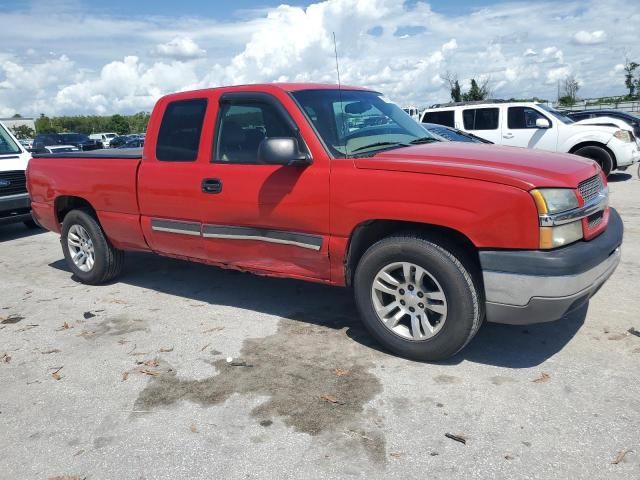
<box><xmin>35</xmin><ymin>114</ymin><xmax>59</xmax><ymax>134</ymax></box>
<box><xmin>462</xmin><ymin>78</ymin><xmax>491</xmax><ymax>101</ymax></box>
<box><xmin>108</xmin><ymin>114</ymin><xmax>130</xmax><ymax>135</ymax></box>
<box><xmin>624</xmin><ymin>58</ymin><xmax>639</xmax><ymax>97</ymax></box>
<box><xmin>10</xmin><ymin>125</ymin><xmax>35</xmax><ymax>139</ymax></box>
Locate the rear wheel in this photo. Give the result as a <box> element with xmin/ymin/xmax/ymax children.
<box><xmin>354</xmin><ymin>235</ymin><xmax>483</xmax><ymax>361</ymax></box>
<box><xmin>573</xmin><ymin>145</ymin><xmax>614</xmax><ymax>176</ymax></box>
<box><xmin>60</xmin><ymin>209</ymin><xmax>124</xmax><ymax>284</ymax></box>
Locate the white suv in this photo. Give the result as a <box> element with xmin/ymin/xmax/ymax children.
<box><xmin>89</xmin><ymin>132</ymin><xmax>117</xmax><ymax>148</ymax></box>
<box><xmin>420</xmin><ymin>101</ymin><xmax>639</xmax><ymax>175</ymax></box>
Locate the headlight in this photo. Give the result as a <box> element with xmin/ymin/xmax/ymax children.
<box><xmin>539</xmin><ymin>221</ymin><xmax>583</xmax><ymax>249</ymax></box>
<box><xmin>530</xmin><ymin>188</ymin><xmax>579</xmax><ymax>214</ymax></box>
<box><xmin>613</xmin><ymin>129</ymin><xmax>633</xmax><ymax>143</ymax></box>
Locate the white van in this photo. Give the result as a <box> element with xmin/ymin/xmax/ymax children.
<box><xmin>420</xmin><ymin>101</ymin><xmax>639</xmax><ymax>175</ymax></box>
<box><xmin>89</xmin><ymin>132</ymin><xmax>117</xmax><ymax>148</ymax></box>
<box><xmin>0</xmin><ymin>121</ymin><xmax>36</xmax><ymax>228</ymax></box>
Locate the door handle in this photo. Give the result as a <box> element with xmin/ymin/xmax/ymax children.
<box><xmin>503</xmin><ymin>133</ymin><xmax>514</xmax><ymax>139</ymax></box>
<box><xmin>202</xmin><ymin>178</ymin><xmax>222</xmax><ymax>194</ymax></box>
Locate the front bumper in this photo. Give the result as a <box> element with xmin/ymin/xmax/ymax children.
<box><xmin>0</xmin><ymin>192</ymin><xmax>31</xmax><ymax>225</ymax></box>
<box><xmin>608</xmin><ymin>138</ymin><xmax>639</xmax><ymax>168</ymax></box>
<box><xmin>480</xmin><ymin>208</ymin><xmax>623</xmax><ymax>325</ymax></box>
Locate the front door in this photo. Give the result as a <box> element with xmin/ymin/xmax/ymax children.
<box><xmin>199</xmin><ymin>91</ymin><xmax>331</xmax><ymax>281</ymax></box>
<box><xmin>500</xmin><ymin>106</ymin><xmax>558</xmax><ymax>151</ymax></box>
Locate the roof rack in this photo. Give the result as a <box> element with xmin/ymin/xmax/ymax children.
<box><xmin>428</xmin><ymin>99</ymin><xmax>511</xmax><ymax>108</ymax></box>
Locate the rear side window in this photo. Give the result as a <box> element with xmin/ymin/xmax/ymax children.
<box><xmin>422</xmin><ymin>110</ymin><xmax>455</xmax><ymax>128</ymax></box>
<box><xmin>156</xmin><ymin>98</ymin><xmax>207</xmax><ymax>161</ymax></box>
<box><xmin>462</xmin><ymin>108</ymin><xmax>499</xmax><ymax>130</ymax></box>
<box><xmin>508</xmin><ymin>107</ymin><xmax>548</xmax><ymax>129</ymax></box>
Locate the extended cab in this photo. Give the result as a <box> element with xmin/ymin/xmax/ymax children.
<box><xmin>27</xmin><ymin>84</ymin><xmax>623</xmax><ymax>361</ymax></box>
<box><xmin>420</xmin><ymin>101</ymin><xmax>639</xmax><ymax>176</ymax></box>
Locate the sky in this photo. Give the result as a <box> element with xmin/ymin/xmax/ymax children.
<box><xmin>0</xmin><ymin>0</ymin><xmax>638</xmax><ymax>117</ymax></box>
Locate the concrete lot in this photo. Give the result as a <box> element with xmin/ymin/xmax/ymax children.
<box><xmin>1</xmin><ymin>173</ymin><xmax>639</xmax><ymax>480</ymax></box>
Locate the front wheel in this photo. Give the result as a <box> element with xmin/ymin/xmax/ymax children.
<box><xmin>61</xmin><ymin>209</ymin><xmax>124</xmax><ymax>284</ymax></box>
<box><xmin>354</xmin><ymin>235</ymin><xmax>483</xmax><ymax>361</ymax></box>
<box><xmin>573</xmin><ymin>146</ymin><xmax>614</xmax><ymax>176</ymax></box>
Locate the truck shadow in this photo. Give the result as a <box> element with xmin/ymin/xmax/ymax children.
<box><xmin>0</xmin><ymin>223</ymin><xmax>46</xmax><ymax>242</ymax></box>
<box><xmin>49</xmin><ymin>252</ymin><xmax>585</xmax><ymax>369</ymax></box>
<box><xmin>607</xmin><ymin>172</ymin><xmax>632</xmax><ymax>183</ymax></box>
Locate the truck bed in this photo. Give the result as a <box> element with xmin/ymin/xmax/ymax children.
<box><xmin>32</xmin><ymin>147</ymin><xmax>143</xmax><ymax>159</ymax></box>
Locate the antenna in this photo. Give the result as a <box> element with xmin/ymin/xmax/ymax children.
<box><xmin>333</xmin><ymin>32</ymin><xmax>349</xmax><ymax>158</ymax></box>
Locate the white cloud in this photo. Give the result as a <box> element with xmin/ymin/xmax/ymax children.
<box><xmin>0</xmin><ymin>0</ymin><xmax>638</xmax><ymax>116</ymax></box>
<box><xmin>573</xmin><ymin>30</ymin><xmax>607</xmax><ymax>45</ymax></box>
<box><xmin>154</xmin><ymin>37</ymin><xmax>206</xmax><ymax>60</ymax></box>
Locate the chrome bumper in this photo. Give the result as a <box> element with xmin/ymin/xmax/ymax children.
<box><xmin>480</xmin><ymin>208</ymin><xmax>623</xmax><ymax>325</ymax></box>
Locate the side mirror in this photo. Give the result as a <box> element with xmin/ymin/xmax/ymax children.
<box><xmin>257</xmin><ymin>137</ymin><xmax>311</xmax><ymax>166</ymax></box>
<box><xmin>536</xmin><ymin>118</ymin><xmax>551</xmax><ymax>129</ymax></box>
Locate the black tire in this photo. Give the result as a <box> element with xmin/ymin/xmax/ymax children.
<box><xmin>60</xmin><ymin>209</ymin><xmax>124</xmax><ymax>285</ymax></box>
<box><xmin>573</xmin><ymin>146</ymin><xmax>614</xmax><ymax>176</ymax></box>
<box><xmin>23</xmin><ymin>218</ymin><xmax>40</xmax><ymax>229</ymax></box>
<box><xmin>354</xmin><ymin>235</ymin><xmax>483</xmax><ymax>362</ymax></box>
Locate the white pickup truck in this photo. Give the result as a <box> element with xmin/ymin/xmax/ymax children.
<box><xmin>420</xmin><ymin>101</ymin><xmax>639</xmax><ymax>175</ymax></box>
<box><xmin>0</xmin><ymin>121</ymin><xmax>36</xmax><ymax>228</ymax></box>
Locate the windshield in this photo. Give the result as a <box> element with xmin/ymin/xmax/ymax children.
<box><xmin>0</xmin><ymin>123</ymin><xmax>21</xmax><ymax>155</ymax></box>
<box><xmin>292</xmin><ymin>89</ymin><xmax>438</xmax><ymax>157</ymax></box>
<box><xmin>106</xmin><ymin>133</ymin><xmax>116</xmax><ymax>138</ymax></box>
<box><xmin>537</xmin><ymin>104</ymin><xmax>574</xmax><ymax>124</ymax></box>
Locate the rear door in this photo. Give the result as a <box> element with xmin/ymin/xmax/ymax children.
<box><xmin>199</xmin><ymin>91</ymin><xmax>331</xmax><ymax>281</ymax></box>
<box><xmin>460</xmin><ymin>107</ymin><xmax>501</xmax><ymax>143</ymax></box>
<box><xmin>500</xmin><ymin>105</ymin><xmax>558</xmax><ymax>151</ymax></box>
<box><xmin>137</xmin><ymin>96</ymin><xmax>211</xmax><ymax>260</ymax></box>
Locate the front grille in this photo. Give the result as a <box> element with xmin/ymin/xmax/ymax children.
<box><xmin>578</xmin><ymin>175</ymin><xmax>603</xmax><ymax>203</ymax></box>
<box><xmin>0</xmin><ymin>170</ymin><xmax>27</xmax><ymax>197</ymax></box>
<box><xmin>587</xmin><ymin>211</ymin><xmax>604</xmax><ymax>229</ymax></box>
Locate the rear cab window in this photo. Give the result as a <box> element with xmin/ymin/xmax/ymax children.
<box><xmin>462</xmin><ymin>108</ymin><xmax>499</xmax><ymax>130</ymax></box>
<box><xmin>422</xmin><ymin>110</ymin><xmax>455</xmax><ymax>128</ymax></box>
<box><xmin>156</xmin><ymin>98</ymin><xmax>208</xmax><ymax>161</ymax></box>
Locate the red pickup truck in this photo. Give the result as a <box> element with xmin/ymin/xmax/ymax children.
<box><xmin>27</xmin><ymin>84</ymin><xmax>623</xmax><ymax>361</ymax></box>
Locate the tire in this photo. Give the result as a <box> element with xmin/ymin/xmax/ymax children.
<box><xmin>60</xmin><ymin>209</ymin><xmax>124</xmax><ymax>285</ymax></box>
<box><xmin>23</xmin><ymin>218</ymin><xmax>40</xmax><ymax>229</ymax></box>
<box><xmin>354</xmin><ymin>235</ymin><xmax>483</xmax><ymax>362</ymax></box>
<box><xmin>573</xmin><ymin>146</ymin><xmax>614</xmax><ymax>176</ymax></box>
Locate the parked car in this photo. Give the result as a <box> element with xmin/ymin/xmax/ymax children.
<box><xmin>571</xmin><ymin>116</ymin><xmax>639</xmax><ymax>147</ymax></box>
<box><xmin>43</xmin><ymin>145</ymin><xmax>80</xmax><ymax>154</ymax></box>
<box><xmin>118</xmin><ymin>137</ymin><xmax>144</xmax><ymax>148</ymax></box>
<box><xmin>421</xmin><ymin>101</ymin><xmax>639</xmax><ymax>175</ymax></box>
<box><xmin>89</xmin><ymin>132</ymin><xmax>117</xmax><ymax>148</ymax></box>
<box><xmin>0</xmin><ymin>121</ymin><xmax>37</xmax><ymax>228</ymax></box>
<box><xmin>28</xmin><ymin>83</ymin><xmax>622</xmax><ymax>361</ymax></box>
<box><xmin>567</xmin><ymin>110</ymin><xmax>640</xmax><ymax>139</ymax></box>
<box><xmin>422</xmin><ymin>123</ymin><xmax>492</xmax><ymax>143</ymax></box>
<box><xmin>18</xmin><ymin>138</ymin><xmax>34</xmax><ymax>150</ymax></box>
<box><xmin>109</xmin><ymin>134</ymin><xmax>141</xmax><ymax>148</ymax></box>
<box><xmin>33</xmin><ymin>133</ymin><xmax>102</xmax><ymax>153</ymax></box>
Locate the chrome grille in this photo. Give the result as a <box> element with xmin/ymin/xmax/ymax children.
<box><xmin>578</xmin><ymin>175</ymin><xmax>603</xmax><ymax>203</ymax></box>
<box><xmin>0</xmin><ymin>170</ymin><xmax>26</xmax><ymax>197</ymax></box>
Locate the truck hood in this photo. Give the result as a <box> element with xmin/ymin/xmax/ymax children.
<box><xmin>353</xmin><ymin>142</ymin><xmax>600</xmax><ymax>190</ymax></box>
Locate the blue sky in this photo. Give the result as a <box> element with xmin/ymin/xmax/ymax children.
<box><xmin>0</xmin><ymin>0</ymin><xmax>637</xmax><ymax>115</ymax></box>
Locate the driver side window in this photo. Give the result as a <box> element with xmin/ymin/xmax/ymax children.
<box><xmin>508</xmin><ymin>107</ymin><xmax>550</xmax><ymax>129</ymax></box>
<box><xmin>215</xmin><ymin>101</ymin><xmax>296</xmax><ymax>164</ymax></box>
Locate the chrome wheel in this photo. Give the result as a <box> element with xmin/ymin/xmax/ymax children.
<box><xmin>67</xmin><ymin>224</ymin><xmax>95</xmax><ymax>272</ymax></box>
<box><xmin>371</xmin><ymin>261</ymin><xmax>448</xmax><ymax>340</ymax></box>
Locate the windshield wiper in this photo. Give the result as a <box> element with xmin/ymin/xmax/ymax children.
<box><xmin>409</xmin><ymin>137</ymin><xmax>440</xmax><ymax>145</ymax></box>
<box><xmin>351</xmin><ymin>141</ymin><xmax>408</xmax><ymax>153</ymax></box>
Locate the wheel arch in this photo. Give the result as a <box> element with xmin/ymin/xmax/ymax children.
<box><xmin>54</xmin><ymin>196</ymin><xmax>98</xmax><ymax>225</ymax></box>
<box><xmin>569</xmin><ymin>141</ymin><xmax>617</xmax><ymax>170</ymax></box>
<box><xmin>344</xmin><ymin>219</ymin><xmax>479</xmax><ymax>287</ymax></box>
